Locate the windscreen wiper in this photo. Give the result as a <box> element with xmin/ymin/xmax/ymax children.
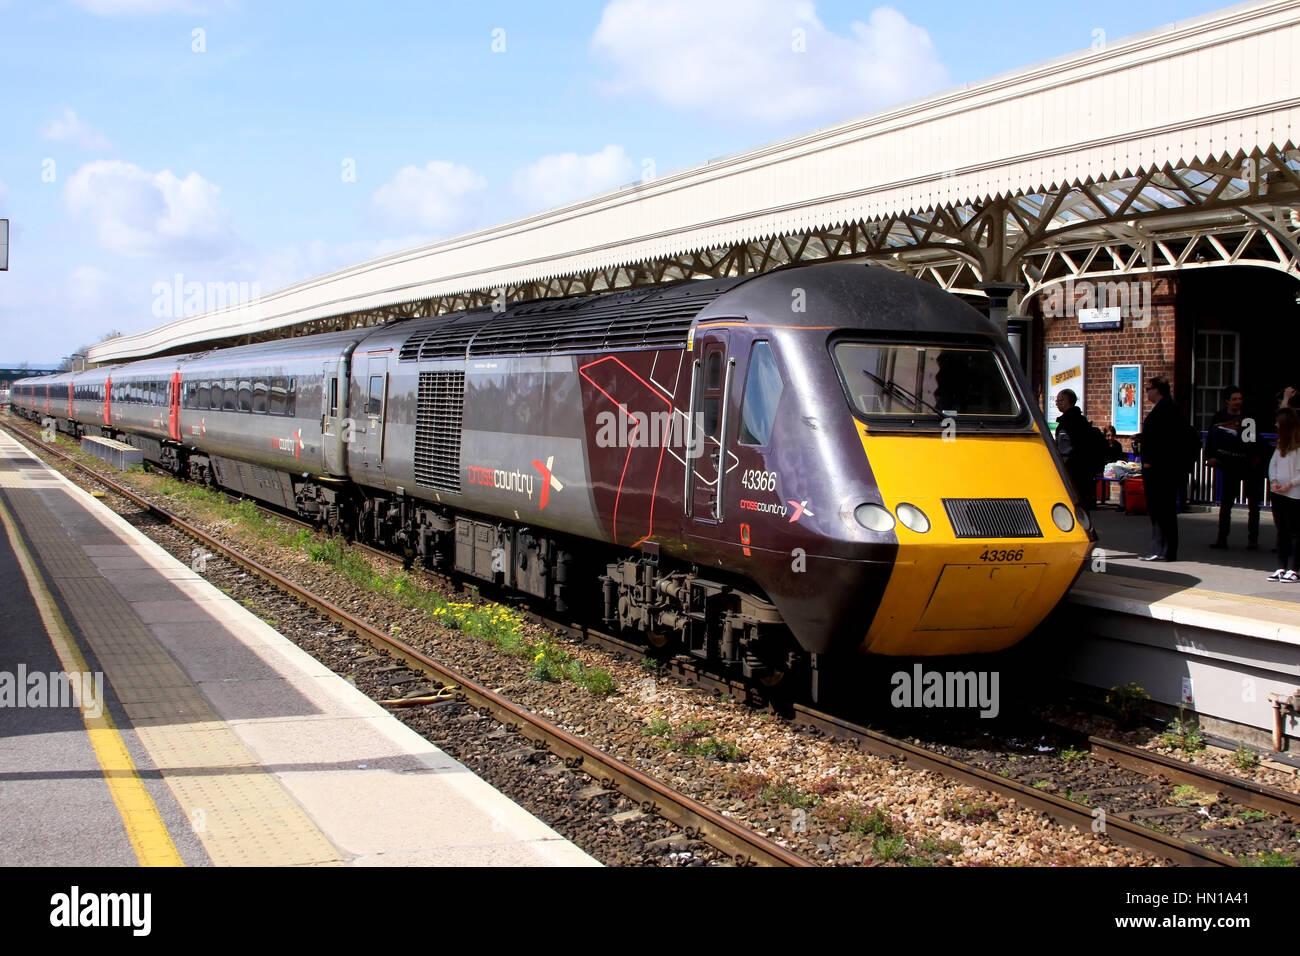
<box><xmin>859</xmin><ymin>369</ymin><xmax>944</xmax><ymax>415</ymax></box>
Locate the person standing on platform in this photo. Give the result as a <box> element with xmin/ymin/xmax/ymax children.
<box><xmin>1206</xmin><ymin>386</ymin><xmax>1265</xmax><ymax>550</ymax></box>
<box><xmin>1267</xmin><ymin>407</ymin><xmax>1300</xmax><ymax>582</ymax></box>
<box><xmin>1054</xmin><ymin>388</ymin><xmax>1096</xmax><ymax>510</ymax></box>
<box><xmin>1137</xmin><ymin>377</ymin><xmax>1183</xmax><ymax>562</ymax></box>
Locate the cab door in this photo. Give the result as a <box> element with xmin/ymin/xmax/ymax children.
<box><xmin>687</xmin><ymin>330</ymin><xmax>737</xmax><ymax>524</ymax></box>
<box><xmin>351</xmin><ymin>355</ymin><xmax>389</xmax><ymax>480</ymax></box>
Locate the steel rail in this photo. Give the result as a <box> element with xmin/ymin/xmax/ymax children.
<box><xmin>1088</xmin><ymin>735</ymin><xmax>1300</xmax><ymax>824</ymax></box>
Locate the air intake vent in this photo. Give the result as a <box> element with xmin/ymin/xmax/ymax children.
<box><xmin>401</xmin><ymin>316</ymin><xmax>492</xmax><ymax>362</ymax></box>
<box><xmin>942</xmin><ymin>498</ymin><xmax>1042</xmax><ymax>538</ymax></box>
<box><xmin>414</xmin><ymin>371</ymin><xmax>465</xmax><ymax>493</ymax></box>
<box><xmin>398</xmin><ymin>279</ymin><xmax>745</xmax><ymax>361</ymax></box>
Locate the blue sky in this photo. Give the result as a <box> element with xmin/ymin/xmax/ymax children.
<box><xmin>0</xmin><ymin>0</ymin><xmax>1237</xmax><ymax>363</ymax></box>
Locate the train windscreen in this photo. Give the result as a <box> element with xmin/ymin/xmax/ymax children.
<box><xmin>833</xmin><ymin>342</ymin><xmax>1020</xmax><ymax>422</ymax></box>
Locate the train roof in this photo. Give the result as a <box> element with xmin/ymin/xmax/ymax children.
<box><xmin>693</xmin><ymin>262</ymin><xmax>999</xmax><ymax>338</ymax></box>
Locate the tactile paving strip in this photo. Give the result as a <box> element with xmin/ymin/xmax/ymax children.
<box><xmin>0</xmin><ymin>439</ymin><xmax>343</xmax><ymax>866</ymax></box>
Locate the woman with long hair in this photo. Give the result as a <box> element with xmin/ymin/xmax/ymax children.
<box><xmin>1268</xmin><ymin>407</ymin><xmax>1300</xmax><ymax>582</ymax></box>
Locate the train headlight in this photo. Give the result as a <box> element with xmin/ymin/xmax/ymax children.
<box><xmin>1051</xmin><ymin>503</ymin><xmax>1075</xmax><ymax>532</ymax></box>
<box><xmin>895</xmin><ymin>503</ymin><xmax>930</xmax><ymax>533</ymax></box>
<box><xmin>1076</xmin><ymin>506</ymin><xmax>1093</xmax><ymax>532</ymax></box>
<box><xmin>855</xmin><ymin>503</ymin><xmax>895</xmax><ymax>532</ymax></box>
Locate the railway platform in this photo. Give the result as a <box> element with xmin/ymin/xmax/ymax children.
<box><xmin>0</xmin><ymin>429</ymin><xmax>596</xmax><ymax>867</ymax></box>
<box><xmin>1054</xmin><ymin>507</ymin><xmax>1300</xmax><ymax>748</ymax></box>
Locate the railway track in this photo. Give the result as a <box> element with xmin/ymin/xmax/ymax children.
<box><xmin>4</xmin><ymin>422</ymin><xmax>809</xmax><ymax>867</ymax></box>
<box><xmin>13</xmin><ymin>418</ymin><xmax>1300</xmax><ymax>867</ymax></box>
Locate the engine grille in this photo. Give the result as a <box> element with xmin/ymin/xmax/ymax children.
<box><xmin>942</xmin><ymin>498</ymin><xmax>1042</xmax><ymax>538</ymax></box>
<box><xmin>414</xmin><ymin>371</ymin><xmax>465</xmax><ymax>494</ymax></box>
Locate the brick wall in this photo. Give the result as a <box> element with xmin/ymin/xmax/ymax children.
<box><xmin>1036</xmin><ymin>276</ymin><xmax>1179</xmax><ymax>433</ymax></box>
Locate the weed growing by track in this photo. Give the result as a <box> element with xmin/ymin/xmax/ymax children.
<box><xmin>641</xmin><ymin>715</ymin><xmax>745</xmax><ymax>761</ymax></box>
<box><xmin>303</xmin><ymin>538</ymin><xmax>618</xmax><ymax>696</ymax></box>
<box><xmin>85</xmin><ymin>460</ymin><xmax>617</xmax><ymax>697</ymax></box>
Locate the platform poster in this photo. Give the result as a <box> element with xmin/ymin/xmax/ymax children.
<box><xmin>1046</xmin><ymin>346</ymin><xmax>1085</xmax><ymax>430</ymax></box>
<box><xmin>1112</xmin><ymin>364</ymin><xmax>1141</xmax><ymax>435</ymax></box>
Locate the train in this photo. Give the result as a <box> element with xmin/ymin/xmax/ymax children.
<box><xmin>10</xmin><ymin>263</ymin><xmax>1094</xmax><ymax>698</ymax></box>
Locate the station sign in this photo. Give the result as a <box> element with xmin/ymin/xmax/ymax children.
<box><xmin>1078</xmin><ymin>306</ymin><xmax>1121</xmax><ymax>329</ymax></box>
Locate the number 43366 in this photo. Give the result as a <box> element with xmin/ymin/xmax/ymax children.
<box><xmin>979</xmin><ymin>548</ymin><xmax>1024</xmax><ymax>562</ymax></box>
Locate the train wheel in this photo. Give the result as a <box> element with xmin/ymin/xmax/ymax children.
<box><xmin>642</xmin><ymin>628</ymin><xmax>678</xmax><ymax>661</ymax></box>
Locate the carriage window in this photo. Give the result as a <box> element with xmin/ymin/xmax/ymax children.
<box><xmin>269</xmin><ymin>377</ymin><xmax>287</xmax><ymax>415</ymax></box>
<box><xmin>222</xmin><ymin>380</ymin><xmax>237</xmax><ymax>412</ymax></box>
<box><xmin>286</xmin><ymin>378</ymin><xmax>296</xmax><ymax>417</ymax></box>
<box><xmin>252</xmin><ymin>380</ymin><xmax>268</xmax><ymax>413</ymax></box>
<box><xmin>197</xmin><ymin>382</ymin><xmax>210</xmax><ymax>409</ymax></box>
<box><xmin>237</xmin><ymin>379</ymin><xmax>252</xmax><ymax>412</ymax></box>
<box><xmin>366</xmin><ymin>375</ymin><xmax>384</xmax><ymax>416</ymax></box>
<box><xmin>738</xmin><ymin>342</ymin><xmax>783</xmax><ymax>446</ymax></box>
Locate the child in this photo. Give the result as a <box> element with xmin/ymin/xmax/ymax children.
<box><xmin>1267</xmin><ymin>407</ymin><xmax>1300</xmax><ymax>582</ymax></box>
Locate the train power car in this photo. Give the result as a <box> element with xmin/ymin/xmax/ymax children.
<box><xmin>10</xmin><ymin>263</ymin><xmax>1093</xmax><ymax>695</ymax></box>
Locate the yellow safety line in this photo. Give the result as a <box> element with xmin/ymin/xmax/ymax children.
<box><xmin>0</xmin><ymin>493</ymin><xmax>183</xmax><ymax>867</ymax></box>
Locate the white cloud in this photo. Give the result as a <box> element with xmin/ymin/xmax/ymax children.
<box><xmin>64</xmin><ymin>160</ymin><xmax>237</xmax><ymax>258</ymax></box>
<box><xmin>68</xmin><ymin>266</ymin><xmax>112</xmax><ymax>310</ymax></box>
<box><xmin>41</xmin><ymin>108</ymin><xmax>112</xmax><ymax>151</ymax></box>
<box><xmin>370</xmin><ymin>160</ymin><xmax>487</xmax><ymax>234</ymax></box>
<box><xmin>591</xmin><ymin>1</ymin><xmax>948</xmax><ymax>124</ymax></box>
<box><xmin>72</xmin><ymin>0</ymin><xmax>206</xmax><ymax>14</ymax></box>
<box><xmin>512</xmin><ymin>145</ymin><xmax>636</xmax><ymax>212</ymax></box>
<box><xmin>242</xmin><ymin>235</ymin><xmax>437</xmax><ymax>293</ymax></box>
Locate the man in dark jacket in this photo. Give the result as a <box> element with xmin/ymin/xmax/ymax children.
<box><xmin>1206</xmin><ymin>386</ymin><xmax>1264</xmax><ymax>549</ymax></box>
<box><xmin>1137</xmin><ymin>377</ymin><xmax>1183</xmax><ymax>561</ymax></box>
<box><xmin>1054</xmin><ymin>388</ymin><xmax>1096</xmax><ymax>510</ymax></box>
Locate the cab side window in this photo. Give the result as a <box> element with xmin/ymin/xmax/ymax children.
<box><xmin>738</xmin><ymin>342</ymin><xmax>784</xmax><ymax>446</ymax></box>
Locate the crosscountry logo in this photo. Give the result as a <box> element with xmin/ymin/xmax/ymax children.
<box><xmin>531</xmin><ymin>455</ymin><xmax>564</xmax><ymax>510</ymax></box>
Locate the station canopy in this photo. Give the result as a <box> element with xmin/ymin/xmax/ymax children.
<box><xmin>89</xmin><ymin>0</ymin><xmax>1300</xmax><ymax>365</ymax></box>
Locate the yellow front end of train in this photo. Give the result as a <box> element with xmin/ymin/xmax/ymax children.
<box><xmin>857</xmin><ymin>424</ymin><xmax>1092</xmax><ymax>655</ymax></box>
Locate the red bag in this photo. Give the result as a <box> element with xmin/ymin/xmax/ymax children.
<box><xmin>1124</xmin><ymin>477</ymin><xmax>1146</xmax><ymax>515</ymax></box>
